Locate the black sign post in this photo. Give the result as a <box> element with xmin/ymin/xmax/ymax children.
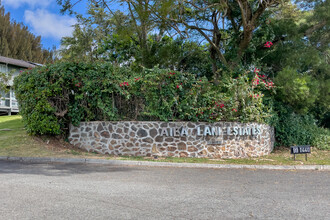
<box><xmin>290</xmin><ymin>145</ymin><xmax>311</xmax><ymax>161</ymax></box>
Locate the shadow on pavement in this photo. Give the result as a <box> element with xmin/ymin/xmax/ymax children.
<box><xmin>0</xmin><ymin>160</ymin><xmax>136</xmax><ymax>176</ymax></box>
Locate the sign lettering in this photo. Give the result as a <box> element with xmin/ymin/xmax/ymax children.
<box><xmin>290</xmin><ymin>145</ymin><xmax>311</xmax><ymax>154</ymax></box>
<box><xmin>160</xmin><ymin>126</ymin><xmax>262</xmax><ymax>137</ymax></box>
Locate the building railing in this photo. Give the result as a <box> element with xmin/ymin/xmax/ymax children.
<box><xmin>0</xmin><ymin>88</ymin><xmax>19</xmax><ymax>114</ymax></box>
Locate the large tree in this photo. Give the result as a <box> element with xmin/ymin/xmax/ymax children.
<box><xmin>260</xmin><ymin>0</ymin><xmax>329</xmax><ymax>126</ymax></box>
<box><xmin>0</xmin><ymin>6</ymin><xmax>54</xmax><ymax>63</ymax></box>
<box><xmin>57</xmin><ymin>1</ymin><xmax>285</xmax><ymax>75</ymax></box>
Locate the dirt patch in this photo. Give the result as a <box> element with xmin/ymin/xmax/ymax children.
<box><xmin>32</xmin><ymin>136</ymin><xmax>85</xmax><ymax>153</ymax></box>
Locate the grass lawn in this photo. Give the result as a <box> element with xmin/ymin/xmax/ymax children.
<box><xmin>0</xmin><ymin>115</ymin><xmax>329</xmax><ymax>165</ymax></box>
<box><xmin>0</xmin><ymin>115</ymin><xmax>102</xmax><ymax>158</ymax></box>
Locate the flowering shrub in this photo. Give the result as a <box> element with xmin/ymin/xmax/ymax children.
<box><xmin>220</xmin><ymin>69</ymin><xmax>275</xmax><ymax>123</ymax></box>
<box><xmin>14</xmin><ymin>62</ymin><xmax>274</xmax><ymax>135</ymax></box>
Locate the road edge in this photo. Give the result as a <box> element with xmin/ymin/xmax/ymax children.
<box><xmin>0</xmin><ymin>156</ymin><xmax>329</xmax><ymax>171</ymax></box>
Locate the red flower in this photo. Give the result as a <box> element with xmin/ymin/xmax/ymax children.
<box><xmin>232</xmin><ymin>108</ymin><xmax>237</xmax><ymax>112</ymax></box>
<box><xmin>220</xmin><ymin>104</ymin><xmax>225</xmax><ymax>108</ymax></box>
<box><xmin>253</xmin><ymin>78</ymin><xmax>260</xmax><ymax>85</ymax></box>
<box><xmin>134</xmin><ymin>77</ymin><xmax>140</xmax><ymax>82</ymax></box>
<box><xmin>267</xmin><ymin>81</ymin><xmax>274</xmax><ymax>89</ymax></box>
<box><xmin>120</xmin><ymin>82</ymin><xmax>129</xmax><ymax>87</ymax></box>
<box><xmin>176</xmin><ymin>85</ymin><xmax>180</xmax><ymax>89</ymax></box>
<box><xmin>254</xmin><ymin>68</ymin><xmax>260</xmax><ymax>73</ymax></box>
<box><xmin>264</xmin><ymin>41</ymin><xmax>273</xmax><ymax>48</ymax></box>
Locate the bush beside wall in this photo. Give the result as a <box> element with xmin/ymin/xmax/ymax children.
<box><xmin>14</xmin><ymin>62</ymin><xmax>271</xmax><ymax>135</ymax></box>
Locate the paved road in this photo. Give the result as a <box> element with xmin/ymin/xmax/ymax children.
<box><xmin>0</xmin><ymin>161</ymin><xmax>329</xmax><ymax>220</ymax></box>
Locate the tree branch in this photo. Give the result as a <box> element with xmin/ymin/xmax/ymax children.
<box><xmin>181</xmin><ymin>21</ymin><xmax>228</xmax><ymax>66</ymax></box>
<box><xmin>305</xmin><ymin>20</ymin><xmax>327</xmax><ymax>36</ymax></box>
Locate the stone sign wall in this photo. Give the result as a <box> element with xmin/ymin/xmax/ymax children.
<box><xmin>69</xmin><ymin>121</ymin><xmax>275</xmax><ymax>159</ymax></box>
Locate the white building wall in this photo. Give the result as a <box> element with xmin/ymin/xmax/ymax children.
<box><xmin>0</xmin><ymin>64</ymin><xmax>22</xmax><ymax>115</ymax></box>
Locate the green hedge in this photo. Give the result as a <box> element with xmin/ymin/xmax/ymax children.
<box><xmin>269</xmin><ymin>102</ymin><xmax>330</xmax><ymax>150</ymax></box>
<box><xmin>14</xmin><ymin>62</ymin><xmax>272</xmax><ymax>135</ymax></box>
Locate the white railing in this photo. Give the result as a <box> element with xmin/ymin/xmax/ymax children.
<box><xmin>0</xmin><ymin>88</ymin><xmax>19</xmax><ymax>114</ymax></box>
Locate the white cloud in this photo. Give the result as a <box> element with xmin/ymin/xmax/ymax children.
<box><xmin>24</xmin><ymin>9</ymin><xmax>76</xmax><ymax>40</ymax></box>
<box><xmin>2</xmin><ymin>0</ymin><xmax>52</xmax><ymax>8</ymax></box>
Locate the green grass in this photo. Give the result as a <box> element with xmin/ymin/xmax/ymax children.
<box><xmin>118</xmin><ymin>149</ymin><xmax>330</xmax><ymax>165</ymax></box>
<box><xmin>0</xmin><ymin>115</ymin><xmax>88</xmax><ymax>158</ymax></box>
<box><xmin>0</xmin><ymin>115</ymin><xmax>329</xmax><ymax>165</ymax></box>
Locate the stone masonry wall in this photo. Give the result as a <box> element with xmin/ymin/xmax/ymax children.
<box><xmin>69</xmin><ymin>121</ymin><xmax>275</xmax><ymax>159</ymax></box>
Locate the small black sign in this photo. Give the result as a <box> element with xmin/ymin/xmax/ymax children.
<box><xmin>290</xmin><ymin>145</ymin><xmax>311</xmax><ymax>154</ymax></box>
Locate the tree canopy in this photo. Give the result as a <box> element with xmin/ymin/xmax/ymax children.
<box><xmin>0</xmin><ymin>6</ymin><xmax>54</xmax><ymax>63</ymax></box>
<box><xmin>57</xmin><ymin>0</ymin><xmax>329</xmax><ymax>128</ymax></box>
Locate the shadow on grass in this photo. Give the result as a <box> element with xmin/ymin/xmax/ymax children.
<box><xmin>0</xmin><ymin>118</ymin><xmax>24</xmax><ymax>131</ymax></box>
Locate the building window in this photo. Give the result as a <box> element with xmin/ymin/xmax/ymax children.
<box><xmin>0</xmin><ymin>64</ymin><xmax>8</xmax><ymax>73</ymax></box>
<box><xmin>0</xmin><ymin>90</ymin><xmax>10</xmax><ymax>98</ymax></box>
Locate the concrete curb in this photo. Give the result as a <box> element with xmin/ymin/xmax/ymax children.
<box><xmin>0</xmin><ymin>156</ymin><xmax>329</xmax><ymax>171</ymax></box>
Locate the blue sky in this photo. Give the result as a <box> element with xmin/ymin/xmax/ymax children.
<box><xmin>2</xmin><ymin>0</ymin><xmax>88</xmax><ymax>50</ymax></box>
